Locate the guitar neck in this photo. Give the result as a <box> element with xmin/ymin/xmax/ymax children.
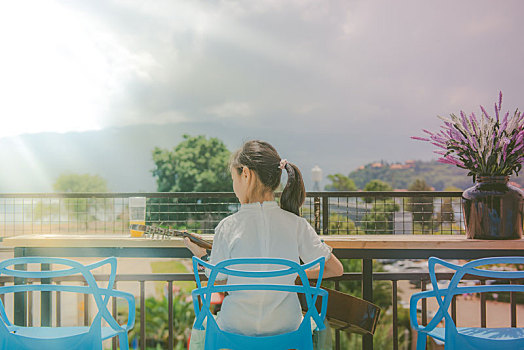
<box><xmin>130</xmin><ymin>224</ymin><xmax>213</xmax><ymax>250</ymax></box>
<box><xmin>168</xmin><ymin>229</ymin><xmax>213</xmax><ymax>250</ymax></box>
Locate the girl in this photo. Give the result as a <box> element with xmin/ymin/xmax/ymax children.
<box><xmin>185</xmin><ymin>140</ymin><xmax>343</xmax><ymax>348</ymax></box>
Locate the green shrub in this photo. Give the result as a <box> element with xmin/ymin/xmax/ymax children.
<box><xmin>128</xmin><ymin>292</ymin><xmax>195</xmax><ymax>349</ymax></box>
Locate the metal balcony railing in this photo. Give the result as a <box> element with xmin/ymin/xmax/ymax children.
<box><xmin>1</xmin><ymin>269</ymin><xmax>521</xmax><ymax>350</ymax></box>
<box><xmin>0</xmin><ymin>191</ymin><xmax>465</xmax><ymax>237</ymax></box>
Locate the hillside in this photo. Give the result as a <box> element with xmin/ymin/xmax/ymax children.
<box><xmin>348</xmin><ymin>160</ymin><xmax>524</xmax><ymax>191</ymax></box>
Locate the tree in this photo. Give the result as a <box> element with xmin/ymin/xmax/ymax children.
<box><xmin>151</xmin><ymin>135</ymin><xmax>234</xmax><ymax>229</ymax></box>
<box><xmin>363</xmin><ymin>179</ymin><xmax>393</xmax><ymax>203</ymax></box>
<box><xmin>53</xmin><ymin>173</ymin><xmax>108</xmax><ymax>192</ymax></box>
<box><xmin>436</xmin><ymin>186</ymin><xmax>461</xmax><ymax>231</ymax></box>
<box><xmin>328</xmin><ymin>214</ymin><xmax>358</xmax><ymax>234</ymax></box>
<box><xmin>324</xmin><ymin>174</ymin><xmax>357</xmax><ymax>191</ymax></box>
<box><xmin>406</xmin><ymin>179</ymin><xmax>434</xmax><ymax>232</ymax></box>
<box><xmin>152</xmin><ymin>134</ymin><xmax>232</xmax><ymax>192</ymax></box>
<box><xmin>34</xmin><ymin>173</ymin><xmax>110</xmax><ymax>228</ymax></box>
<box><xmin>361</xmin><ymin>201</ymin><xmax>400</xmax><ymax>234</ymax></box>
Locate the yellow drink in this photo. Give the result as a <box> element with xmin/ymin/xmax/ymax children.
<box><xmin>130</xmin><ymin>220</ymin><xmax>146</xmax><ymax>237</ymax></box>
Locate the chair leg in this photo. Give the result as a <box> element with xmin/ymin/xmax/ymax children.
<box><xmin>119</xmin><ymin>332</ymin><xmax>129</xmax><ymax>350</ymax></box>
<box><xmin>416</xmin><ymin>332</ymin><xmax>427</xmax><ymax>350</ymax></box>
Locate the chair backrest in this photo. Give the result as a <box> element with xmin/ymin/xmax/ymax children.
<box><xmin>0</xmin><ymin>257</ymin><xmax>126</xmax><ymax>350</ymax></box>
<box><xmin>191</xmin><ymin>256</ymin><xmax>328</xmax><ymax>350</ymax></box>
<box><xmin>424</xmin><ymin>256</ymin><xmax>524</xmax><ymax>347</ymax></box>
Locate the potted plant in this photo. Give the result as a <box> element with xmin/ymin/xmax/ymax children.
<box><xmin>412</xmin><ymin>92</ymin><xmax>524</xmax><ymax>239</ymax></box>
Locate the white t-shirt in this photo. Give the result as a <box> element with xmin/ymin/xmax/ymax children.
<box><xmin>208</xmin><ymin>200</ymin><xmax>332</xmax><ymax>336</ymax></box>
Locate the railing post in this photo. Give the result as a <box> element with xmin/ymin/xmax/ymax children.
<box><xmin>322</xmin><ymin>195</ymin><xmax>329</xmax><ymax>235</ymax></box>
<box><xmin>84</xmin><ymin>281</ymin><xmax>89</xmax><ymax>326</ymax></box>
<box><xmin>362</xmin><ymin>259</ymin><xmax>373</xmax><ymax>350</ymax></box>
<box><xmin>14</xmin><ymin>248</ymin><xmax>27</xmax><ymax>326</ymax></box>
<box><xmin>56</xmin><ymin>281</ymin><xmax>61</xmax><ymax>327</ymax></box>
<box><xmin>28</xmin><ymin>289</ymin><xmax>33</xmax><ymax>327</ymax></box>
<box><xmin>335</xmin><ymin>280</ymin><xmax>340</xmax><ymax>350</ymax></box>
<box><xmin>314</xmin><ymin>197</ymin><xmax>321</xmax><ymax>233</ymax></box>
<box><xmin>392</xmin><ymin>280</ymin><xmax>398</xmax><ymax>350</ymax></box>
<box><xmin>112</xmin><ymin>281</ymin><xmax>118</xmax><ymax>350</ymax></box>
<box><xmin>41</xmin><ymin>263</ymin><xmax>51</xmax><ymax>326</ymax></box>
<box><xmin>168</xmin><ymin>281</ymin><xmax>174</xmax><ymax>350</ymax></box>
<box><xmin>480</xmin><ymin>280</ymin><xmax>486</xmax><ymax>328</ymax></box>
<box><xmin>421</xmin><ymin>279</ymin><xmax>427</xmax><ymax>326</ymax></box>
<box><xmin>140</xmin><ymin>280</ymin><xmax>146</xmax><ymax>350</ymax></box>
<box><xmin>510</xmin><ymin>280</ymin><xmax>517</xmax><ymax>327</ymax></box>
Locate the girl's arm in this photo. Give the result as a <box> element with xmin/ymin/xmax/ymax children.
<box><xmin>184</xmin><ymin>237</ymin><xmax>208</xmax><ymax>259</ymax></box>
<box><xmin>306</xmin><ymin>253</ymin><xmax>344</xmax><ymax>279</ymax></box>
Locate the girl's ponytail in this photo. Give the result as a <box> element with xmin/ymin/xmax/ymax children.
<box><xmin>280</xmin><ymin>162</ymin><xmax>306</xmax><ymax>216</ymax></box>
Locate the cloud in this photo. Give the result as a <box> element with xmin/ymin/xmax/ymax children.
<box><xmin>3</xmin><ymin>0</ymin><xmax>524</xmax><ymax>169</ymax></box>
<box><xmin>204</xmin><ymin>102</ymin><xmax>254</xmax><ymax>119</ymax></box>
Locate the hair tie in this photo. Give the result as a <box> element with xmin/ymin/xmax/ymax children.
<box><xmin>279</xmin><ymin>159</ymin><xmax>288</xmax><ymax>170</ymax></box>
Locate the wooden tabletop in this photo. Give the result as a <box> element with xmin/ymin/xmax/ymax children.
<box><xmin>3</xmin><ymin>234</ymin><xmax>524</xmax><ymax>250</ymax></box>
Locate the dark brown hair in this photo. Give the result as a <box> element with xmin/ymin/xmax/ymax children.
<box><xmin>230</xmin><ymin>140</ymin><xmax>305</xmax><ymax>216</ymax></box>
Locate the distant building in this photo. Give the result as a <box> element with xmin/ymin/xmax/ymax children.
<box><xmin>371</xmin><ymin>162</ymin><xmax>383</xmax><ymax>168</ymax></box>
<box><xmin>389</xmin><ymin>160</ymin><xmax>415</xmax><ymax>170</ymax></box>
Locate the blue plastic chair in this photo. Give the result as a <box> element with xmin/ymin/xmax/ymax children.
<box><xmin>0</xmin><ymin>257</ymin><xmax>135</xmax><ymax>350</ymax></box>
<box><xmin>191</xmin><ymin>256</ymin><xmax>328</xmax><ymax>350</ymax></box>
<box><xmin>410</xmin><ymin>256</ymin><xmax>524</xmax><ymax>350</ymax></box>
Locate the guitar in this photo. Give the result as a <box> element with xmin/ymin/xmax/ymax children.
<box><xmin>129</xmin><ymin>223</ymin><xmax>380</xmax><ymax>335</ymax></box>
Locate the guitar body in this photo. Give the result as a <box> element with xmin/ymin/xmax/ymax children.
<box><xmin>304</xmin><ymin>287</ymin><xmax>381</xmax><ymax>335</ymax></box>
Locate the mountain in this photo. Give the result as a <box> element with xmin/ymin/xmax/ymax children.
<box><xmin>347</xmin><ymin>160</ymin><xmax>524</xmax><ymax>190</ymax></box>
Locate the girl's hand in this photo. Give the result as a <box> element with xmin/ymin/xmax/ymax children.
<box><xmin>184</xmin><ymin>237</ymin><xmax>208</xmax><ymax>258</ymax></box>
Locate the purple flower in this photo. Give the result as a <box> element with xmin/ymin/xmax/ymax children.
<box><xmin>502</xmin><ymin>111</ymin><xmax>509</xmax><ymax>125</ymax></box>
<box><xmin>471</xmin><ymin>137</ymin><xmax>478</xmax><ymax>149</ymax></box>
<box><xmin>432</xmin><ymin>142</ymin><xmax>447</xmax><ymax>150</ymax></box>
<box><xmin>470</xmin><ymin>113</ymin><xmax>479</xmax><ymax>136</ymax></box>
<box><xmin>502</xmin><ymin>141</ymin><xmax>509</xmax><ymax>162</ymax></box>
<box><xmin>460</xmin><ymin>111</ymin><xmax>471</xmax><ymax>134</ymax></box>
<box><xmin>430</xmin><ymin>135</ymin><xmax>447</xmax><ymax>143</ymax></box>
<box><xmin>411</xmin><ymin>136</ymin><xmax>430</xmax><ymax>142</ymax></box>
<box><xmin>480</xmin><ymin>105</ymin><xmax>490</xmax><ymax>119</ymax></box>
<box><xmin>451</xmin><ymin>127</ymin><xmax>465</xmax><ymax>142</ymax></box>
<box><xmin>470</xmin><ymin>112</ymin><xmax>479</xmax><ymax>125</ymax></box>
<box><xmin>438</xmin><ymin>156</ymin><xmax>464</xmax><ymax>167</ymax></box>
<box><xmin>437</xmin><ymin>158</ymin><xmax>453</xmax><ymax>165</ymax></box>
<box><xmin>412</xmin><ymin>91</ymin><xmax>523</xmax><ymax>178</ymax></box>
<box><xmin>510</xmin><ymin>143</ymin><xmax>523</xmax><ymax>154</ymax></box>
<box><xmin>515</xmin><ymin>132</ymin><xmax>524</xmax><ymax>145</ymax></box>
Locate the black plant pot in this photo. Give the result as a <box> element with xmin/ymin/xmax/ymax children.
<box><xmin>462</xmin><ymin>176</ymin><xmax>524</xmax><ymax>239</ymax></box>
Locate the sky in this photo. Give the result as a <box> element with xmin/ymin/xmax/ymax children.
<box><xmin>0</xmin><ymin>0</ymin><xmax>523</xmax><ymax>176</ymax></box>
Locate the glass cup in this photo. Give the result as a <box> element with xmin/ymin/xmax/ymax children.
<box><xmin>129</xmin><ymin>197</ymin><xmax>146</xmax><ymax>237</ymax></box>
